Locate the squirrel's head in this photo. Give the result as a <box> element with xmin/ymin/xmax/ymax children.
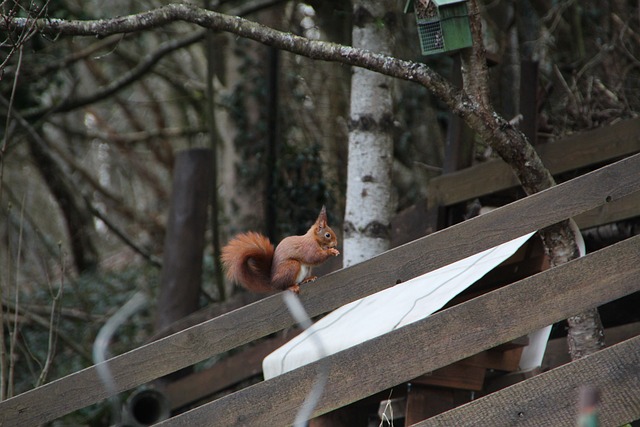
<box><xmin>313</xmin><ymin>206</ymin><xmax>338</xmax><ymax>249</ymax></box>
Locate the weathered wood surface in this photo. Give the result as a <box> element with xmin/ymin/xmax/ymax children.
<box><xmin>0</xmin><ymin>153</ymin><xmax>638</xmax><ymax>425</ymax></box>
<box><xmin>429</xmin><ymin>118</ymin><xmax>640</xmax><ymax>207</ymax></box>
<box><xmin>462</xmin><ymin>347</ymin><xmax>523</xmax><ymax>372</ymax></box>
<box><xmin>405</xmin><ymin>385</ymin><xmax>460</xmax><ymax>425</ymax></box>
<box><xmin>149</xmin><ymin>292</ymin><xmax>262</xmax><ymax>342</ymax></box>
<box><xmin>157</xmin><ymin>234</ymin><xmax>640</xmax><ymax>426</ymax></box>
<box><xmin>411</xmin><ymin>363</ymin><xmax>486</xmax><ymax>391</ymax></box>
<box><xmin>168</xmin><ymin>340</ymin><xmax>524</xmax><ymax>411</ymax></box>
<box><xmin>543</xmin><ymin>321</ymin><xmax>640</xmax><ymax>370</ymax></box>
<box><xmin>414</xmin><ymin>334</ymin><xmax>640</xmax><ymax>427</ymax></box>
<box><xmin>164</xmin><ymin>331</ymin><xmax>301</xmax><ymax>410</ymax></box>
<box><xmin>574</xmin><ymin>190</ymin><xmax>640</xmax><ymax>229</ymax></box>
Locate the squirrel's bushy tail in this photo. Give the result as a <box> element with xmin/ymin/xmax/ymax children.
<box><xmin>221</xmin><ymin>232</ymin><xmax>275</xmax><ymax>293</ymax></box>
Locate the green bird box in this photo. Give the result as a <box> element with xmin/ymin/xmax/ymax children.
<box><xmin>404</xmin><ymin>0</ymin><xmax>472</xmax><ymax>56</ymax></box>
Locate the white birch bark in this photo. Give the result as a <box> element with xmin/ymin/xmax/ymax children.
<box><xmin>343</xmin><ymin>1</ymin><xmax>396</xmax><ymax>267</ymax></box>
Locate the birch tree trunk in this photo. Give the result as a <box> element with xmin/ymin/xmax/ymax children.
<box><xmin>343</xmin><ymin>1</ymin><xmax>397</xmax><ymax>267</ymax></box>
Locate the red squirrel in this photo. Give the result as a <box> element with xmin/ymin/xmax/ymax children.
<box><xmin>221</xmin><ymin>206</ymin><xmax>340</xmax><ymax>294</ymax></box>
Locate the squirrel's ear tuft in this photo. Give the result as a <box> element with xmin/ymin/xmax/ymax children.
<box><xmin>317</xmin><ymin>205</ymin><xmax>328</xmax><ymax>225</ymax></box>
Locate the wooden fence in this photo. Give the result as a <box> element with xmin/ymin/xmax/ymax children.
<box><xmin>0</xmin><ymin>152</ymin><xmax>639</xmax><ymax>426</ymax></box>
<box><xmin>428</xmin><ymin>117</ymin><xmax>640</xmax><ymax>212</ymax></box>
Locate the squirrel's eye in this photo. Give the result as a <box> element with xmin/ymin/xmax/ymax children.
<box><xmin>325</xmin><ymin>232</ymin><xmax>331</xmax><ymax>238</ymax></box>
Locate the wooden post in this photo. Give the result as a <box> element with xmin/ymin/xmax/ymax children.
<box><xmin>519</xmin><ymin>60</ymin><xmax>539</xmax><ymax>145</ymax></box>
<box><xmin>155</xmin><ymin>148</ymin><xmax>213</xmax><ymax>333</ymax></box>
<box><xmin>429</xmin><ymin>54</ymin><xmax>475</xmax><ymax>231</ymax></box>
<box><xmin>442</xmin><ymin>55</ymin><xmax>474</xmax><ymax>177</ymax></box>
<box><xmin>405</xmin><ymin>384</ymin><xmax>455</xmax><ymax>425</ymax></box>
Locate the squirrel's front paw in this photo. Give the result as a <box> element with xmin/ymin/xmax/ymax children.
<box><xmin>328</xmin><ymin>248</ymin><xmax>340</xmax><ymax>256</ymax></box>
<box><xmin>287</xmin><ymin>284</ymin><xmax>300</xmax><ymax>294</ymax></box>
<box><xmin>300</xmin><ymin>276</ymin><xmax>318</xmax><ymax>284</ymax></box>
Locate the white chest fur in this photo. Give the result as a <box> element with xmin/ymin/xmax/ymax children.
<box><xmin>296</xmin><ymin>264</ymin><xmax>311</xmax><ymax>283</ymax></box>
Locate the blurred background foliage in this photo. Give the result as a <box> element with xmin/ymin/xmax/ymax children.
<box><xmin>1</xmin><ymin>0</ymin><xmax>639</xmax><ymax>424</ymax></box>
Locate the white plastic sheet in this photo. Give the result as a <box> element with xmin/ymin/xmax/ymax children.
<box><xmin>264</xmin><ymin>232</ymin><xmax>538</xmax><ymax>379</ymax></box>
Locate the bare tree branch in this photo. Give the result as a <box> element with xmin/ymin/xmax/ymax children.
<box><xmin>3</xmin><ymin>35</ymin><xmax>123</xmax><ymax>83</ymax></box>
<box><xmin>54</xmin><ymin>123</ymin><xmax>205</xmax><ymax>145</ymax></box>
<box><xmin>86</xmin><ymin>199</ymin><xmax>162</xmax><ymax>269</ymax></box>
<box><xmin>464</xmin><ymin>0</ymin><xmax>602</xmax><ymax>360</ymax></box>
<box><xmin>23</xmin><ymin>30</ymin><xmax>205</xmax><ymax>119</ymax></box>
<box><xmin>35</xmin><ymin>245</ymin><xmax>66</xmax><ymax>387</ymax></box>
<box><xmin>2</xmin><ymin>301</ymin><xmax>93</xmax><ymax>364</ymax></box>
<box><xmin>0</xmin><ymin>0</ymin><xmax>49</xmax><ymax>72</ymax></box>
<box><xmin>0</xmin><ymin>4</ymin><xmax>455</xmax><ymax>106</ymax></box>
<box><xmin>1</xmin><ymin>3</ymin><xmax>556</xmax><ymax>198</ymax></box>
<box><xmin>0</xmin><ymin>96</ymin><xmax>100</xmax><ymax>272</ymax></box>
<box><xmin>462</xmin><ymin>0</ymin><xmax>491</xmax><ymax>109</ymax></box>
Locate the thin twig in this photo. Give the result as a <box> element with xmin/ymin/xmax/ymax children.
<box><xmin>23</xmin><ymin>30</ymin><xmax>205</xmax><ymax>119</ymax></box>
<box><xmin>378</xmin><ymin>389</ymin><xmax>395</xmax><ymax>427</ymax></box>
<box><xmin>413</xmin><ymin>161</ymin><xmax>442</xmax><ymax>173</ymax></box>
<box><xmin>87</xmin><ymin>201</ymin><xmax>162</xmax><ymax>268</ymax></box>
<box><xmin>204</xmin><ymin>0</ymin><xmax>226</xmax><ymax>301</ymax></box>
<box><xmin>1</xmin><ymin>300</ymin><xmax>93</xmax><ymax>363</ymax></box>
<box><xmin>0</xmin><ymin>282</ymin><xmax>4</xmax><ymax>400</ymax></box>
<box><xmin>3</xmin><ymin>300</ymin><xmax>101</xmax><ymax>323</ymax></box>
<box><xmin>0</xmin><ymin>39</ymin><xmax>24</xmax><ymax>397</ymax></box>
<box><xmin>35</xmin><ymin>244</ymin><xmax>66</xmax><ymax>387</ymax></box>
<box><xmin>50</xmin><ymin>122</ymin><xmax>206</xmax><ymax>144</ymax></box>
<box><xmin>0</xmin><ymin>43</ymin><xmax>23</xmax><ymax>204</ymax></box>
<box><xmin>7</xmin><ymin>193</ymin><xmax>26</xmax><ymax>398</ymax></box>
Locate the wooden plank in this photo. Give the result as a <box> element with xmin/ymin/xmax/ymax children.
<box><xmin>414</xmin><ymin>334</ymin><xmax>640</xmax><ymax>427</ymax></box>
<box><xmin>405</xmin><ymin>386</ymin><xmax>456</xmax><ymax>425</ymax></box>
<box><xmin>491</xmin><ymin>336</ymin><xmax>529</xmax><ymax>351</ymax></box>
<box><xmin>542</xmin><ymin>321</ymin><xmax>640</xmax><ymax>371</ymax></box>
<box><xmin>429</xmin><ymin>118</ymin><xmax>640</xmax><ymax>206</ymax></box>
<box><xmin>481</xmin><ymin>369</ymin><xmax>540</xmax><ymax>395</ymax></box>
<box><xmin>412</xmin><ymin>363</ymin><xmax>486</xmax><ymax>391</ymax></box>
<box><xmin>538</xmin><ymin>118</ymin><xmax>640</xmax><ymax>175</ymax></box>
<box><xmin>462</xmin><ymin>347</ymin><xmax>523</xmax><ymax>372</ymax></box>
<box><xmin>148</xmin><ymin>292</ymin><xmax>262</xmax><ymax>342</ymax></box>
<box><xmin>309</xmin><ymin>402</ymin><xmax>371</xmax><ymax>427</ymax></box>
<box><xmin>164</xmin><ymin>332</ymin><xmax>300</xmax><ymax>410</ymax></box>
<box><xmin>1</xmin><ymin>153</ymin><xmax>639</xmax><ymax>426</ymax></box>
<box><xmin>574</xmin><ymin>190</ymin><xmax>640</xmax><ymax>229</ymax></box>
<box><xmin>155</xmin><ymin>234</ymin><xmax>640</xmax><ymax>426</ymax></box>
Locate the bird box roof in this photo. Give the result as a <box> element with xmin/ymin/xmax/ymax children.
<box><xmin>404</xmin><ymin>0</ymin><xmax>467</xmax><ymax>14</ymax></box>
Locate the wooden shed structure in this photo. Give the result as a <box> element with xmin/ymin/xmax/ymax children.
<box><xmin>0</xmin><ymin>115</ymin><xmax>639</xmax><ymax>426</ymax></box>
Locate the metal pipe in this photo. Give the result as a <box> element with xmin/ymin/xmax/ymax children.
<box><xmin>120</xmin><ymin>388</ymin><xmax>171</xmax><ymax>427</ymax></box>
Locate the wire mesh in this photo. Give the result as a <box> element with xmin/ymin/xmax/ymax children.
<box><xmin>417</xmin><ymin>19</ymin><xmax>445</xmax><ymax>53</ymax></box>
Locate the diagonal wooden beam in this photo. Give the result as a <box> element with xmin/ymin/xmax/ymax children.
<box><xmin>428</xmin><ymin>118</ymin><xmax>640</xmax><ymax>207</ymax></box>
<box><xmin>157</xmin><ymin>233</ymin><xmax>640</xmax><ymax>426</ymax></box>
<box><xmin>414</xmin><ymin>334</ymin><xmax>640</xmax><ymax>426</ymax></box>
<box><xmin>0</xmin><ymin>153</ymin><xmax>638</xmax><ymax>426</ymax></box>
